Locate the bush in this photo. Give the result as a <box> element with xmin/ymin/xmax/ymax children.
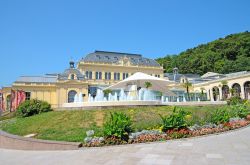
<box><xmin>103</xmin><ymin>112</ymin><xmax>133</xmax><ymax>141</ymax></box>
<box><xmin>227</xmin><ymin>96</ymin><xmax>244</xmax><ymax>105</ymax></box>
<box><xmin>230</xmin><ymin>104</ymin><xmax>250</xmax><ymax>118</ymax></box>
<box><xmin>17</xmin><ymin>99</ymin><xmax>52</xmax><ymax>117</ymax></box>
<box><xmin>160</xmin><ymin>107</ymin><xmax>191</xmax><ymax>132</ymax></box>
<box><xmin>210</xmin><ymin>108</ymin><xmax>230</xmax><ymax>124</ymax></box>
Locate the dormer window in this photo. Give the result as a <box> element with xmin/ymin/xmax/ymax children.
<box><xmin>71</xmin><ymin>74</ymin><xmax>75</xmax><ymax>80</ymax></box>
<box><xmin>96</xmin><ymin>55</ymin><xmax>101</xmax><ymax>59</ymax></box>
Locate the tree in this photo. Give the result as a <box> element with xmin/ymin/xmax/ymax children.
<box><xmin>229</xmin><ymin>88</ymin><xmax>236</xmax><ymax>96</ymax></box>
<box><xmin>200</xmin><ymin>87</ymin><xmax>206</xmax><ymax>100</ymax></box>
<box><xmin>144</xmin><ymin>82</ymin><xmax>152</xmax><ymax>89</ymax></box>
<box><xmin>103</xmin><ymin>89</ymin><xmax>112</xmax><ymax>97</ymax></box>
<box><xmin>221</xmin><ymin>80</ymin><xmax>228</xmax><ymax>86</ymax></box>
<box><xmin>182</xmin><ymin>80</ymin><xmax>192</xmax><ymax>101</ymax></box>
<box><xmin>156</xmin><ymin>31</ymin><xmax>250</xmax><ymax>75</ymax></box>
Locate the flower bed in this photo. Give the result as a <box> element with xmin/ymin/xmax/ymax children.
<box><xmin>83</xmin><ymin>104</ymin><xmax>250</xmax><ymax>147</ymax></box>
<box><xmin>83</xmin><ymin>118</ymin><xmax>250</xmax><ymax>147</ymax></box>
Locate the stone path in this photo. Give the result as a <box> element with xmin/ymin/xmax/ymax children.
<box><xmin>1</xmin><ymin>126</ymin><xmax>250</xmax><ymax>165</ymax></box>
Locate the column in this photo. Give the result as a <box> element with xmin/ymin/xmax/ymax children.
<box><xmin>111</xmin><ymin>72</ymin><xmax>114</xmax><ymax>81</ymax></box>
<box><xmin>210</xmin><ymin>89</ymin><xmax>214</xmax><ymax>101</ymax></box>
<box><xmin>219</xmin><ymin>87</ymin><xmax>222</xmax><ymax>101</ymax></box>
<box><xmin>206</xmin><ymin>89</ymin><xmax>210</xmax><ymax>101</ymax></box>
<box><xmin>240</xmin><ymin>84</ymin><xmax>245</xmax><ymax>99</ymax></box>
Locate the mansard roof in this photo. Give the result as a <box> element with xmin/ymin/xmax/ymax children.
<box><xmin>58</xmin><ymin>68</ymin><xmax>84</xmax><ymax>80</ymax></box>
<box><xmin>80</xmin><ymin>50</ymin><xmax>161</xmax><ymax>67</ymax></box>
<box><xmin>15</xmin><ymin>76</ymin><xmax>57</xmax><ymax>83</ymax></box>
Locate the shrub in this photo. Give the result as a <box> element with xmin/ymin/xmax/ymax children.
<box><xmin>17</xmin><ymin>99</ymin><xmax>52</xmax><ymax>117</ymax></box>
<box><xmin>103</xmin><ymin>89</ymin><xmax>112</xmax><ymax>97</ymax></box>
<box><xmin>210</xmin><ymin>108</ymin><xmax>230</xmax><ymax>124</ymax></box>
<box><xmin>227</xmin><ymin>96</ymin><xmax>244</xmax><ymax>105</ymax></box>
<box><xmin>230</xmin><ymin>104</ymin><xmax>250</xmax><ymax>118</ymax></box>
<box><xmin>160</xmin><ymin>107</ymin><xmax>191</xmax><ymax>132</ymax></box>
<box><xmin>103</xmin><ymin>112</ymin><xmax>133</xmax><ymax>141</ymax></box>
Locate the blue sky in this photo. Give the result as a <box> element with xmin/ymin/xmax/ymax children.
<box><xmin>0</xmin><ymin>0</ymin><xmax>250</xmax><ymax>87</ymax></box>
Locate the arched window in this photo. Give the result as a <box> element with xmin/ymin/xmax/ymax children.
<box><xmin>212</xmin><ymin>86</ymin><xmax>219</xmax><ymax>101</ymax></box>
<box><xmin>222</xmin><ymin>85</ymin><xmax>230</xmax><ymax>100</ymax></box>
<box><xmin>232</xmin><ymin>83</ymin><xmax>241</xmax><ymax>97</ymax></box>
<box><xmin>71</xmin><ymin>74</ymin><xmax>75</xmax><ymax>80</ymax></box>
<box><xmin>68</xmin><ymin>90</ymin><xmax>77</xmax><ymax>103</ymax></box>
<box><xmin>244</xmin><ymin>81</ymin><xmax>250</xmax><ymax>99</ymax></box>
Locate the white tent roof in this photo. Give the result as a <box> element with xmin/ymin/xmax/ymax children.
<box><xmin>105</xmin><ymin>72</ymin><xmax>177</xmax><ymax>96</ymax></box>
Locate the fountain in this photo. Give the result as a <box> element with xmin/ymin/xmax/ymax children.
<box><xmin>74</xmin><ymin>94</ymin><xmax>78</xmax><ymax>103</ymax></box>
<box><xmin>78</xmin><ymin>92</ymin><xmax>83</xmax><ymax>102</ymax></box>
<box><xmin>166</xmin><ymin>97</ymin><xmax>169</xmax><ymax>102</ymax></box>
<box><xmin>183</xmin><ymin>94</ymin><xmax>186</xmax><ymax>102</ymax></box>
<box><xmin>114</xmin><ymin>92</ymin><xmax>118</xmax><ymax>101</ymax></box>
<box><xmin>84</xmin><ymin>85</ymin><xmax>192</xmax><ymax>103</ymax></box>
<box><xmin>95</xmin><ymin>89</ymin><xmax>104</xmax><ymax>101</ymax></box>
<box><xmin>161</xmin><ymin>96</ymin><xmax>164</xmax><ymax>102</ymax></box>
<box><xmin>108</xmin><ymin>93</ymin><xmax>112</xmax><ymax>101</ymax></box>
<box><xmin>143</xmin><ymin>89</ymin><xmax>155</xmax><ymax>101</ymax></box>
<box><xmin>119</xmin><ymin>89</ymin><xmax>126</xmax><ymax>101</ymax></box>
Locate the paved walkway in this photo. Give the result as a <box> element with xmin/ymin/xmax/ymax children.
<box><xmin>1</xmin><ymin>126</ymin><xmax>250</xmax><ymax>165</ymax></box>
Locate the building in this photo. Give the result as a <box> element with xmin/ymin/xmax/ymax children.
<box><xmin>1</xmin><ymin>51</ymin><xmax>250</xmax><ymax>112</ymax></box>
<box><xmin>192</xmin><ymin>71</ymin><xmax>250</xmax><ymax>101</ymax></box>
<box><xmin>164</xmin><ymin>68</ymin><xmax>250</xmax><ymax>101</ymax></box>
<box><xmin>0</xmin><ymin>51</ymin><xmax>164</xmax><ymax>111</ymax></box>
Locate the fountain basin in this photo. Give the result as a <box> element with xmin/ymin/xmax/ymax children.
<box><xmin>61</xmin><ymin>100</ymin><xmax>227</xmax><ymax>109</ymax></box>
<box><xmin>62</xmin><ymin>100</ymin><xmax>162</xmax><ymax>108</ymax></box>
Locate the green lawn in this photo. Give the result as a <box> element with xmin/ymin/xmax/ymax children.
<box><xmin>0</xmin><ymin>105</ymin><xmax>226</xmax><ymax>142</ymax></box>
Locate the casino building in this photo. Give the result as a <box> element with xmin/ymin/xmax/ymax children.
<box><xmin>1</xmin><ymin>50</ymin><xmax>250</xmax><ymax>112</ymax></box>
<box><xmin>0</xmin><ymin>51</ymin><xmax>164</xmax><ymax>110</ymax></box>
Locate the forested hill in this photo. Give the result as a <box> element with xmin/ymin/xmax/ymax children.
<box><xmin>156</xmin><ymin>31</ymin><xmax>250</xmax><ymax>75</ymax></box>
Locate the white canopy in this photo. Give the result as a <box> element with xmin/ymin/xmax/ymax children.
<box><xmin>105</xmin><ymin>72</ymin><xmax>177</xmax><ymax>96</ymax></box>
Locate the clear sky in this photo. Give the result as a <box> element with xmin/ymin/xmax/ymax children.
<box><xmin>0</xmin><ymin>0</ymin><xmax>250</xmax><ymax>87</ymax></box>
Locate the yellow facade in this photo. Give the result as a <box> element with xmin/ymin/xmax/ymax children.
<box><xmin>1</xmin><ymin>51</ymin><xmax>164</xmax><ymax>109</ymax></box>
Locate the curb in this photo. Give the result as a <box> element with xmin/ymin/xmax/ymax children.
<box><xmin>0</xmin><ymin>130</ymin><xmax>82</xmax><ymax>151</ymax></box>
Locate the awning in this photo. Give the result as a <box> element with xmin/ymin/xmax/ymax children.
<box><xmin>105</xmin><ymin>72</ymin><xmax>177</xmax><ymax>96</ymax></box>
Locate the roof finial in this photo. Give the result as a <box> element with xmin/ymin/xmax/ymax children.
<box><xmin>69</xmin><ymin>61</ymin><xmax>75</xmax><ymax>68</ymax></box>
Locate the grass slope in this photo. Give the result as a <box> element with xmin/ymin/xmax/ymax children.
<box><xmin>0</xmin><ymin>105</ymin><xmax>224</xmax><ymax>142</ymax></box>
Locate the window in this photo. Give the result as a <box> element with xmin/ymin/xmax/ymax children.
<box><xmin>85</xmin><ymin>71</ymin><xmax>92</xmax><ymax>79</ymax></box>
<box><xmin>114</xmin><ymin>72</ymin><xmax>120</xmax><ymax>80</ymax></box>
<box><xmin>25</xmin><ymin>92</ymin><xmax>31</xmax><ymax>100</ymax></box>
<box><xmin>105</xmin><ymin>72</ymin><xmax>111</xmax><ymax>80</ymax></box>
<box><xmin>86</xmin><ymin>71</ymin><xmax>88</xmax><ymax>78</ymax></box>
<box><xmin>123</xmin><ymin>73</ymin><xmax>129</xmax><ymax>79</ymax></box>
<box><xmin>96</xmin><ymin>72</ymin><xmax>102</xmax><ymax>80</ymax></box>
<box><xmin>71</xmin><ymin>74</ymin><xmax>75</xmax><ymax>80</ymax></box>
<box><xmin>68</xmin><ymin>90</ymin><xmax>77</xmax><ymax>103</ymax></box>
<box><xmin>96</xmin><ymin>55</ymin><xmax>101</xmax><ymax>59</ymax></box>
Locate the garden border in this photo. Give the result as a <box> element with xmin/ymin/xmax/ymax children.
<box><xmin>81</xmin><ymin>123</ymin><xmax>250</xmax><ymax>149</ymax></box>
<box><xmin>0</xmin><ymin>130</ymin><xmax>82</xmax><ymax>150</ymax></box>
